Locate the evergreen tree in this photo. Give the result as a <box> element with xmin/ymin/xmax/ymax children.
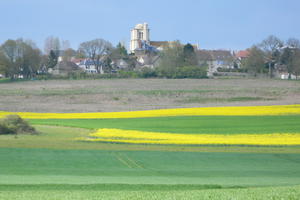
<box><xmin>46</xmin><ymin>50</ymin><xmax>58</xmax><ymax>69</ymax></box>
<box><xmin>183</xmin><ymin>43</ymin><xmax>197</xmax><ymax>66</ymax></box>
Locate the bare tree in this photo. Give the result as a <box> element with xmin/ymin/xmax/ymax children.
<box><xmin>44</xmin><ymin>36</ymin><xmax>60</xmax><ymax>55</ymax></box>
<box><xmin>287</xmin><ymin>38</ymin><xmax>300</xmax><ymax>48</ymax></box>
<box><xmin>62</xmin><ymin>48</ymin><xmax>76</xmax><ymax>62</ymax></box>
<box><xmin>78</xmin><ymin>39</ymin><xmax>112</xmax><ymax>73</ymax></box>
<box><xmin>61</xmin><ymin>40</ymin><xmax>71</xmax><ymax>50</ymax></box>
<box><xmin>259</xmin><ymin>35</ymin><xmax>283</xmax><ymax>78</ymax></box>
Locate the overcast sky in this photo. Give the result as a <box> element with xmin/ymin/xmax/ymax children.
<box><xmin>0</xmin><ymin>0</ymin><xmax>299</xmax><ymax>51</ymax></box>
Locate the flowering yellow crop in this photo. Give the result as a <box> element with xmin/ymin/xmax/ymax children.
<box><xmin>78</xmin><ymin>128</ymin><xmax>300</xmax><ymax>146</ymax></box>
<box><xmin>1</xmin><ymin>104</ymin><xmax>300</xmax><ymax>119</ymax></box>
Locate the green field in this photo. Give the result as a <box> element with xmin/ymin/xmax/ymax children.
<box><xmin>30</xmin><ymin>115</ymin><xmax>300</xmax><ymax>134</ymax></box>
<box><xmin>1</xmin><ymin>115</ymin><xmax>300</xmax><ymax>199</ymax></box>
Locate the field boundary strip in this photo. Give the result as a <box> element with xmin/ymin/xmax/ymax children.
<box><xmin>80</xmin><ymin>128</ymin><xmax>300</xmax><ymax>146</ymax></box>
<box><xmin>1</xmin><ymin>105</ymin><xmax>300</xmax><ymax>119</ymax></box>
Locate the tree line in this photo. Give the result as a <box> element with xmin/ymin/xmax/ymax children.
<box><xmin>1</xmin><ymin>35</ymin><xmax>300</xmax><ymax>80</ymax></box>
<box><xmin>243</xmin><ymin>35</ymin><xmax>300</xmax><ymax>78</ymax></box>
<box><xmin>0</xmin><ymin>36</ymin><xmax>128</xmax><ymax>79</ymax></box>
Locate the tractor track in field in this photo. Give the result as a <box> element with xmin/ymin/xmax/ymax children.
<box><xmin>112</xmin><ymin>152</ymin><xmax>144</xmax><ymax>169</ymax></box>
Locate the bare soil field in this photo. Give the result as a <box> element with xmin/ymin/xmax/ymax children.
<box><xmin>0</xmin><ymin>78</ymin><xmax>299</xmax><ymax>112</ymax></box>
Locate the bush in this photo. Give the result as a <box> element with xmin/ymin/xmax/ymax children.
<box><xmin>217</xmin><ymin>67</ymin><xmax>247</xmax><ymax>73</ymax></box>
<box><xmin>138</xmin><ymin>68</ymin><xmax>157</xmax><ymax>78</ymax></box>
<box><xmin>156</xmin><ymin>66</ymin><xmax>208</xmax><ymax>79</ymax></box>
<box><xmin>0</xmin><ymin>115</ymin><xmax>37</xmax><ymax>135</ymax></box>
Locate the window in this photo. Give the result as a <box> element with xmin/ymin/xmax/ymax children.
<box><xmin>139</xmin><ymin>32</ymin><xmax>143</xmax><ymax>39</ymax></box>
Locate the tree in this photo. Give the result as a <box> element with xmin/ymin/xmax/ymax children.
<box><xmin>280</xmin><ymin>47</ymin><xmax>294</xmax><ymax>79</ymax></box>
<box><xmin>243</xmin><ymin>46</ymin><xmax>266</xmax><ymax>77</ymax></box>
<box><xmin>46</xmin><ymin>50</ymin><xmax>58</xmax><ymax>69</ymax></box>
<box><xmin>61</xmin><ymin>40</ymin><xmax>71</xmax><ymax>50</ymax></box>
<box><xmin>44</xmin><ymin>36</ymin><xmax>60</xmax><ymax>55</ymax></box>
<box><xmin>158</xmin><ymin>41</ymin><xmax>184</xmax><ymax>72</ymax></box>
<box><xmin>287</xmin><ymin>38</ymin><xmax>300</xmax><ymax>48</ymax></box>
<box><xmin>291</xmin><ymin>49</ymin><xmax>300</xmax><ymax>78</ymax></box>
<box><xmin>116</xmin><ymin>42</ymin><xmax>128</xmax><ymax>58</ymax></box>
<box><xmin>0</xmin><ymin>51</ymin><xmax>10</xmax><ymax>77</ymax></box>
<box><xmin>78</xmin><ymin>39</ymin><xmax>113</xmax><ymax>73</ymax></box>
<box><xmin>259</xmin><ymin>35</ymin><xmax>283</xmax><ymax>77</ymax></box>
<box><xmin>0</xmin><ymin>39</ymin><xmax>20</xmax><ymax>78</ymax></box>
<box><xmin>281</xmin><ymin>47</ymin><xmax>300</xmax><ymax>79</ymax></box>
<box><xmin>62</xmin><ymin>48</ymin><xmax>76</xmax><ymax>62</ymax></box>
<box><xmin>183</xmin><ymin>43</ymin><xmax>198</xmax><ymax>66</ymax></box>
<box><xmin>110</xmin><ymin>42</ymin><xmax>128</xmax><ymax>60</ymax></box>
<box><xmin>0</xmin><ymin>39</ymin><xmax>42</xmax><ymax>79</ymax></box>
<box><xmin>19</xmin><ymin>42</ymin><xmax>42</xmax><ymax>78</ymax></box>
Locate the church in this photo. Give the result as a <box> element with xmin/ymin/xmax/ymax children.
<box><xmin>130</xmin><ymin>23</ymin><xmax>174</xmax><ymax>53</ymax></box>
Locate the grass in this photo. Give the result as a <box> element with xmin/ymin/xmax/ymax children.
<box><xmin>1</xmin><ymin>185</ymin><xmax>300</xmax><ymax>200</ymax></box>
<box><xmin>178</xmin><ymin>96</ymin><xmax>275</xmax><ymax>103</ymax></box>
<box><xmin>134</xmin><ymin>89</ymin><xmax>216</xmax><ymax>96</ymax></box>
<box><xmin>29</xmin><ymin>115</ymin><xmax>300</xmax><ymax>134</ymax></box>
<box><xmin>1</xmin><ymin>125</ymin><xmax>300</xmax><ymax>153</ymax></box>
<box><xmin>1</xmin><ymin>148</ymin><xmax>300</xmax><ymax>186</ymax></box>
<box><xmin>1</xmin><ymin>113</ymin><xmax>300</xmax><ymax>199</ymax></box>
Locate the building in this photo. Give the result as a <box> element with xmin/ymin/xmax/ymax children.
<box><xmin>130</xmin><ymin>23</ymin><xmax>198</xmax><ymax>53</ymax></box>
<box><xmin>49</xmin><ymin>61</ymin><xmax>83</xmax><ymax>75</ymax></box>
<box><xmin>130</xmin><ymin>23</ymin><xmax>150</xmax><ymax>53</ymax></box>
<box><xmin>234</xmin><ymin>50</ymin><xmax>250</xmax><ymax>68</ymax></box>
<box><xmin>196</xmin><ymin>49</ymin><xmax>234</xmax><ymax>76</ymax></box>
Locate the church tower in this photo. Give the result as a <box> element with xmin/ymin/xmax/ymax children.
<box><xmin>130</xmin><ymin>23</ymin><xmax>150</xmax><ymax>53</ymax></box>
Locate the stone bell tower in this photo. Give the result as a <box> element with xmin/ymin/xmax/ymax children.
<box><xmin>130</xmin><ymin>22</ymin><xmax>150</xmax><ymax>53</ymax></box>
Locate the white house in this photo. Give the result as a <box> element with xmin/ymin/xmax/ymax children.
<box><xmin>72</xmin><ymin>58</ymin><xmax>102</xmax><ymax>74</ymax></box>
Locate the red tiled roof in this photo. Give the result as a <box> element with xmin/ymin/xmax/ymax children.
<box><xmin>236</xmin><ymin>50</ymin><xmax>250</xmax><ymax>58</ymax></box>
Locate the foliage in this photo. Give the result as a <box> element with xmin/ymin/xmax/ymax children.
<box><xmin>0</xmin><ymin>115</ymin><xmax>36</xmax><ymax>135</ymax></box>
<box><xmin>110</xmin><ymin>42</ymin><xmax>128</xmax><ymax>60</ymax></box>
<box><xmin>78</xmin><ymin>38</ymin><xmax>113</xmax><ymax>73</ymax></box>
<box><xmin>138</xmin><ymin>67</ymin><xmax>157</xmax><ymax>78</ymax></box>
<box><xmin>158</xmin><ymin>41</ymin><xmax>185</xmax><ymax>71</ymax></box>
<box><xmin>183</xmin><ymin>43</ymin><xmax>198</xmax><ymax>65</ymax></box>
<box><xmin>280</xmin><ymin>47</ymin><xmax>300</xmax><ymax>79</ymax></box>
<box><xmin>243</xmin><ymin>46</ymin><xmax>266</xmax><ymax>76</ymax></box>
<box><xmin>217</xmin><ymin>67</ymin><xmax>246</xmax><ymax>72</ymax></box>
<box><xmin>156</xmin><ymin>65</ymin><xmax>207</xmax><ymax>78</ymax></box>
<box><xmin>157</xmin><ymin>41</ymin><xmax>207</xmax><ymax>78</ymax></box>
<box><xmin>0</xmin><ymin>39</ymin><xmax>42</xmax><ymax>79</ymax></box>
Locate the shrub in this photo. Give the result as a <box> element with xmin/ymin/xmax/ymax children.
<box><xmin>138</xmin><ymin>68</ymin><xmax>157</xmax><ymax>78</ymax></box>
<box><xmin>156</xmin><ymin>66</ymin><xmax>207</xmax><ymax>79</ymax></box>
<box><xmin>0</xmin><ymin>115</ymin><xmax>37</xmax><ymax>135</ymax></box>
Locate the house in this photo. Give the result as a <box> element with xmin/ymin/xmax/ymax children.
<box><xmin>49</xmin><ymin>61</ymin><xmax>83</xmax><ymax>75</ymax></box>
<box><xmin>196</xmin><ymin>49</ymin><xmax>234</xmax><ymax>76</ymax></box>
<box><xmin>76</xmin><ymin>59</ymin><xmax>102</xmax><ymax>74</ymax></box>
<box><xmin>111</xmin><ymin>58</ymin><xmax>129</xmax><ymax>70</ymax></box>
<box><xmin>234</xmin><ymin>50</ymin><xmax>250</xmax><ymax>68</ymax></box>
<box><xmin>134</xmin><ymin>48</ymin><xmax>160</xmax><ymax>69</ymax></box>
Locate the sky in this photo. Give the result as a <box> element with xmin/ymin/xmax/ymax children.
<box><xmin>0</xmin><ymin>0</ymin><xmax>299</xmax><ymax>51</ymax></box>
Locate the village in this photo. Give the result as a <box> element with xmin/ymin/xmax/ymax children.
<box><xmin>0</xmin><ymin>23</ymin><xmax>300</xmax><ymax>80</ymax></box>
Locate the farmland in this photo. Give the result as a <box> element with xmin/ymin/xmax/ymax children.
<box><xmin>1</xmin><ymin>79</ymin><xmax>300</xmax><ymax>199</ymax></box>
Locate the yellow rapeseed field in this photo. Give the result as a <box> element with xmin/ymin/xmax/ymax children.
<box><xmin>78</xmin><ymin>128</ymin><xmax>300</xmax><ymax>146</ymax></box>
<box><xmin>1</xmin><ymin>104</ymin><xmax>300</xmax><ymax>119</ymax></box>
